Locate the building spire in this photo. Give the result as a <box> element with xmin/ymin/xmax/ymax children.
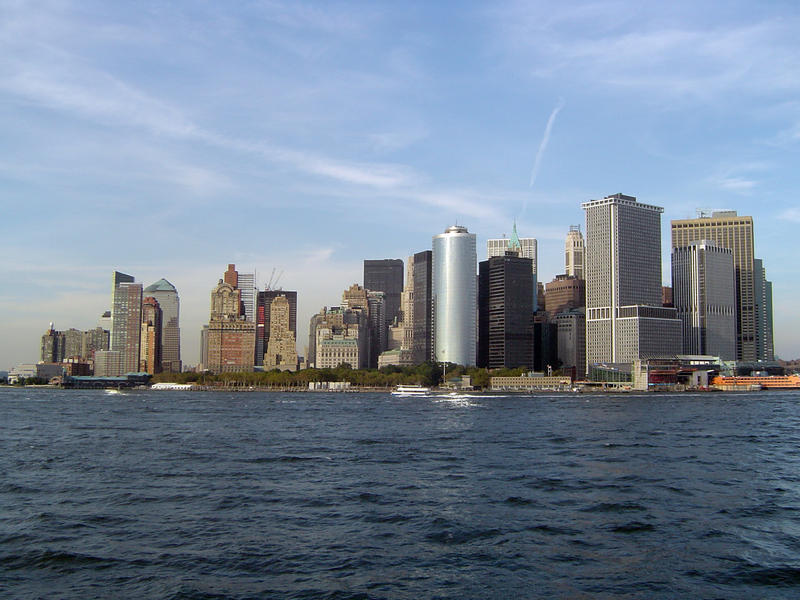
<box><xmin>509</xmin><ymin>221</ymin><xmax>522</xmax><ymax>252</ymax></box>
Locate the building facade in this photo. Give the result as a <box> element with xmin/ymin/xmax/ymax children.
<box><xmin>583</xmin><ymin>194</ymin><xmax>681</xmax><ymax>365</ymax></box>
<box><xmin>206</xmin><ymin>265</ymin><xmax>256</xmax><ymax>373</ymax></box>
<box><xmin>139</xmin><ymin>296</ymin><xmax>163</xmax><ymax>374</ymax></box>
<box><xmin>263</xmin><ymin>295</ymin><xmax>298</xmax><ymax>371</ymax></box>
<box><xmin>671</xmin><ymin>211</ymin><xmax>759</xmax><ymax>361</ymax></box>
<box><xmin>565</xmin><ymin>225</ymin><xmax>585</xmax><ymax>280</ymax></box>
<box><xmin>488</xmin><ymin>223</ymin><xmax>539</xmax><ymax>310</ymax></box>
<box><xmin>433</xmin><ymin>225</ymin><xmax>477</xmax><ymax>366</ymax></box>
<box><xmin>544</xmin><ymin>275</ymin><xmax>585</xmax><ymax>316</ymax></box>
<box><xmin>671</xmin><ymin>240</ymin><xmax>736</xmax><ymax>359</ymax></box>
<box><xmin>256</xmin><ymin>290</ymin><xmax>298</xmax><ymax>366</ymax></box>
<box><xmin>754</xmin><ymin>259</ymin><xmax>775</xmax><ymax>361</ymax></box>
<box><xmin>477</xmin><ymin>253</ymin><xmax>534</xmax><ymax>369</ymax></box>
<box><xmin>143</xmin><ymin>279</ymin><xmax>181</xmax><ymax>373</ymax></box>
<box><xmin>363</xmin><ymin>259</ymin><xmax>404</xmax><ymax>327</ymax></box>
<box><xmin>110</xmin><ymin>271</ymin><xmax>142</xmax><ymax>375</ymax></box>
<box><xmin>554</xmin><ymin>309</ymin><xmax>586</xmax><ymax>378</ymax></box>
<box><xmin>412</xmin><ymin>250</ymin><xmax>433</xmax><ymax>364</ymax></box>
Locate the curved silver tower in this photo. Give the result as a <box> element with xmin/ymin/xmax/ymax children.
<box><xmin>432</xmin><ymin>225</ymin><xmax>477</xmax><ymax>366</ymax></box>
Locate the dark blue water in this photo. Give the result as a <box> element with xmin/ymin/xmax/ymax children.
<box><xmin>2</xmin><ymin>388</ymin><xmax>800</xmax><ymax>599</ymax></box>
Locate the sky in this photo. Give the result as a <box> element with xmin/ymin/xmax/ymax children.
<box><xmin>2</xmin><ymin>0</ymin><xmax>800</xmax><ymax>369</ymax></box>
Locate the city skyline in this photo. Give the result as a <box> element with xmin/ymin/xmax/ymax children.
<box><xmin>2</xmin><ymin>1</ymin><xmax>800</xmax><ymax>368</ymax></box>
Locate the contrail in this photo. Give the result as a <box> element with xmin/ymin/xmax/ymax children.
<box><xmin>530</xmin><ymin>98</ymin><xmax>564</xmax><ymax>188</ymax></box>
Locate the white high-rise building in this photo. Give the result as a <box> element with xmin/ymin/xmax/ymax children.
<box><xmin>238</xmin><ymin>272</ymin><xmax>256</xmax><ymax>322</ymax></box>
<box><xmin>671</xmin><ymin>241</ymin><xmax>736</xmax><ymax>359</ymax></box>
<box><xmin>433</xmin><ymin>225</ymin><xmax>477</xmax><ymax>366</ymax></box>
<box><xmin>582</xmin><ymin>194</ymin><xmax>681</xmax><ymax>366</ymax></box>
<box><xmin>565</xmin><ymin>225</ymin><xmax>584</xmax><ymax>280</ymax></box>
<box><xmin>110</xmin><ymin>271</ymin><xmax>142</xmax><ymax>375</ymax></box>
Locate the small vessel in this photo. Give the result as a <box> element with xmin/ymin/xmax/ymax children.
<box><xmin>392</xmin><ymin>385</ymin><xmax>432</xmax><ymax>396</ymax></box>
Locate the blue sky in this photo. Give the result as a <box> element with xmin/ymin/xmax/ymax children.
<box><xmin>2</xmin><ymin>0</ymin><xmax>800</xmax><ymax>368</ymax></box>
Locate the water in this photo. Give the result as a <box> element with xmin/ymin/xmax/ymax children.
<box><xmin>2</xmin><ymin>388</ymin><xmax>800</xmax><ymax>599</ymax></box>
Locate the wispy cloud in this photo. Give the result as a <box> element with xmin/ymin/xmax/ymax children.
<box><xmin>488</xmin><ymin>2</ymin><xmax>800</xmax><ymax>102</ymax></box>
<box><xmin>529</xmin><ymin>99</ymin><xmax>564</xmax><ymax>189</ymax></box>
<box><xmin>779</xmin><ymin>208</ymin><xmax>800</xmax><ymax>223</ymax></box>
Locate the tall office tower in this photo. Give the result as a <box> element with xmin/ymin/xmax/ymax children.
<box><xmin>40</xmin><ymin>324</ymin><xmax>65</xmax><ymax>363</ymax></box>
<box><xmin>98</xmin><ymin>311</ymin><xmax>112</xmax><ymax>331</ymax></box>
<box><xmin>583</xmin><ymin>194</ymin><xmax>682</xmax><ymax>365</ymax></box>
<box><xmin>488</xmin><ymin>223</ymin><xmax>539</xmax><ymax>309</ymax></box>
<box><xmin>544</xmin><ymin>275</ymin><xmax>585</xmax><ymax>315</ymax></box>
<box><xmin>412</xmin><ymin>250</ymin><xmax>433</xmax><ymax>364</ymax></box>
<box><xmin>206</xmin><ymin>266</ymin><xmax>256</xmax><ymax>373</ymax></box>
<box><xmin>340</xmin><ymin>284</ymin><xmax>383</xmax><ymax>368</ymax></box>
<box><xmin>256</xmin><ymin>290</ymin><xmax>298</xmax><ymax>365</ymax></box>
<box><xmin>671</xmin><ymin>211</ymin><xmax>757</xmax><ymax>361</ymax></box>
<box><xmin>111</xmin><ymin>271</ymin><xmax>142</xmax><ymax>375</ymax></box>
<box><xmin>433</xmin><ymin>225</ymin><xmax>477</xmax><ymax>366</ymax></box>
<box><xmin>63</xmin><ymin>329</ymin><xmax>83</xmax><ymax>359</ymax></box>
<box><xmin>238</xmin><ymin>272</ymin><xmax>256</xmax><ymax>322</ymax></box>
<box><xmin>82</xmin><ymin>327</ymin><xmax>109</xmax><ymax>360</ymax></box>
<box><xmin>754</xmin><ymin>259</ymin><xmax>775</xmax><ymax>361</ymax></box>
<box><xmin>565</xmin><ymin>225</ymin><xmax>585</xmax><ymax>280</ymax></box>
<box><xmin>367</xmin><ymin>291</ymin><xmax>387</xmax><ymax>367</ymax></box>
<box><xmin>477</xmin><ymin>252</ymin><xmax>534</xmax><ymax>369</ymax></box>
<box><xmin>395</xmin><ymin>257</ymin><xmax>415</xmax><ymax>351</ymax></box>
<box><xmin>364</xmin><ymin>259</ymin><xmax>404</xmax><ymax>327</ymax></box>
<box><xmin>671</xmin><ymin>241</ymin><xmax>736</xmax><ymax>359</ymax></box>
<box><xmin>264</xmin><ymin>295</ymin><xmax>298</xmax><ymax>371</ymax></box>
<box><xmin>139</xmin><ymin>296</ymin><xmax>163</xmax><ymax>374</ymax></box>
<box><xmin>144</xmin><ymin>279</ymin><xmax>181</xmax><ymax>373</ymax></box>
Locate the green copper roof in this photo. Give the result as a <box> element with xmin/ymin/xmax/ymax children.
<box><xmin>508</xmin><ymin>221</ymin><xmax>521</xmax><ymax>251</ymax></box>
<box><xmin>144</xmin><ymin>278</ymin><xmax>177</xmax><ymax>293</ymax></box>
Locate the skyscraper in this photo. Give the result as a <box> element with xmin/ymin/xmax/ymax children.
<box><xmin>143</xmin><ymin>279</ymin><xmax>181</xmax><ymax>373</ymax></box>
<box><xmin>671</xmin><ymin>240</ymin><xmax>736</xmax><ymax>359</ymax></box>
<box><xmin>583</xmin><ymin>194</ymin><xmax>681</xmax><ymax>365</ymax></box>
<box><xmin>256</xmin><ymin>290</ymin><xmax>298</xmax><ymax>366</ymax></box>
<box><xmin>139</xmin><ymin>296</ymin><xmax>163</xmax><ymax>374</ymax></box>
<box><xmin>412</xmin><ymin>250</ymin><xmax>433</xmax><ymax>364</ymax></box>
<box><xmin>478</xmin><ymin>252</ymin><xmax>534</xmax><ymax>369</ymax></box>
<box><xmin>110</xmin><ymin>271</ymin><xmax>142</xmax><ymax>375</ymax></box>
<box><xmin>206</xmin><ymin>265</ymin><xmax>256</xmax><ymax>373</ymax></box>
<box><xmin>565</xmin><ymin>225</ymin><xmax>585</xmax><ymax>280</ymax></box>
<box><xmin>671</xmin><ymin>211</ymin><xmax>757</xmax><ymax>361</ymax></box>
<box><xmin>264</xmin><ymin>295</ymin><xmax>298</xmax><ymax>371</ymax></box>
<box><xmin>488</xmin><ymin>223</ymin><xmax>539</xmax><ymax>309</ymax></box>
<box><xmin>433</xmin><ymin>225</ymin><xmax>477</xmax><ymax>366</ymax></box>
<box><xmin>364</xmin><ymin>259</ymin><xmax>404</xmax><ymax>326</ymax></box>
<box><xmin>754</xmin><ymin>259</ymin><xmax>775</xmax><ymax>361</ymax></box>
<box><xmin>238</xmin><ymin>272</ymin><xmax>256</xmax><ymax>322</ymax></box>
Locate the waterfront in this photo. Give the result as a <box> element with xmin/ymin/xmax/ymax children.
<box><xmin>2</xmin><ymin>388</ymin><xmax>800</xmax><ymax>598</ymax></box>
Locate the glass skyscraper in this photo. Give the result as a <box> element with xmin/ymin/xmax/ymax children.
<box><xmin>432</xmin><ymin>225</ymin><xmax>477</xmax><ymax>366</ymax></box>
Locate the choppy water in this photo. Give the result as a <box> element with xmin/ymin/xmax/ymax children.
<box><xmin>2</xmin><ymin>388</ymin><xmax>800</xmax><ymax>599</ymax></box>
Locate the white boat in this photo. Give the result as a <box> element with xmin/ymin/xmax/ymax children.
<box><xmin>392</xmin><ymin>385</ymin><xmax>432</xmax><ymax>396</ymax></box>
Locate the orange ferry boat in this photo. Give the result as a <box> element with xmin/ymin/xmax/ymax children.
<box><xmin>711</xmin><ymin>374</ymin><xmax>800</xmax><ymax>389</ymax></box>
